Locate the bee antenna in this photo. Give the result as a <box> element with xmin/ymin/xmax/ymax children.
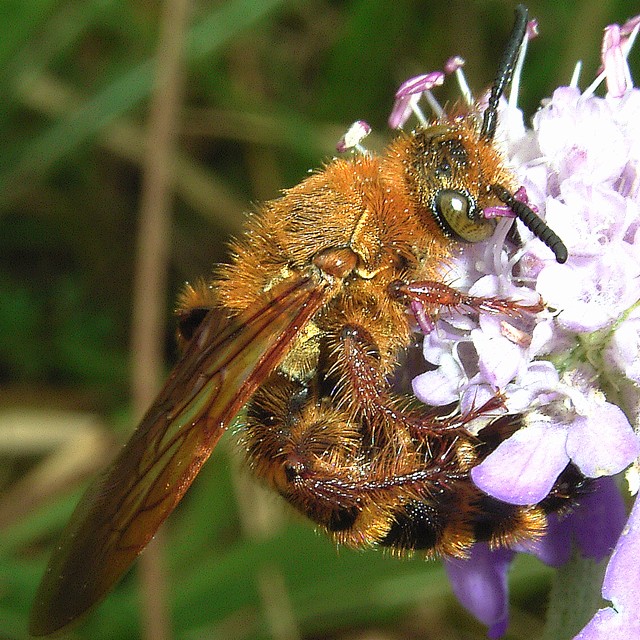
<box><xmin>480</xmin><ymin>4</ymin><xmax>529</xmax><ymax>141</ymax></box>
<box><xmin>491</xmin><ymin>184</ymin><xmax>568</xmax><ymax>263</ymax></box>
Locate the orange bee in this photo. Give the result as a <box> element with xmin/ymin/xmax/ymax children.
<box><xmin>30</xmin><ymin>4</ymin><xmax>577</xmax><ymax>635</ymax></box>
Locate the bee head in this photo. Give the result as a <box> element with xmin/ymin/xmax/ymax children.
<box><xmin>407</xmin><ymin>4</ymin><xmax>568</xmax><ymax>264</ymax></box>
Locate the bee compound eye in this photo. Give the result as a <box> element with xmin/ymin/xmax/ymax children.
<box><xmin>433</xmin><ymin>189</ymin><xmax>495</xmax><ymax>243</ymax></box>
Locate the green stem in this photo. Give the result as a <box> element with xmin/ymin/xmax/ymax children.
<box><xmin>542</xmin><ymin>552</ymin><xmax>607</xmax><ymax>640</ymax></box>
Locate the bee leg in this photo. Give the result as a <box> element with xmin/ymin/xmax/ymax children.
<box><xmin>245</xmin><ymin>374</ymin><xmax>468</xmax><ymax>552</ymax></box>
<box><xmin>388</xmin><ymin>279</ymin><xmax>543</xmax><ymax>323</ymax></box>
<box><xmin>174</xmin><ymin>279</ymin><xmax>220</xmax><ymax>349</ymax></box>
<box><xmin>338</xmin><ymin>323</ymin><xmax>429</xmax><ymax>432</ymax></box>
<box><xmin>276</xmin><ymin>420</ymin><xmax>472</xmax><ymax>555</ymax></box>
<box><xmin>338</xmin><ymin>323</ymin><xmax>486</xmax><ymax>438</ymax></box>
<box><xmin>286</xmin><ymin>455</ymin><xmax>474</xmax><ymax>556</ymax></box>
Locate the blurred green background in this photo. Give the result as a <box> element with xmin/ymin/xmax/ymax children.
<box><xmin>1</xmin><ymin>1</ymin><xmax>637</xmax><ymax>639</ymax></box>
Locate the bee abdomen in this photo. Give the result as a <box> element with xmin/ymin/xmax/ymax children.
<box><xmin>380</xmin><ymin>499</ymin><xmax>458</xmax><ymax>553</ymax></box>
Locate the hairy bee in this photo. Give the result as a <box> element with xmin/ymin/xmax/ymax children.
<box><xmin>31</xmin><ymin>5</ymin><xmax>580</xmax><ymax>636</ymax></box>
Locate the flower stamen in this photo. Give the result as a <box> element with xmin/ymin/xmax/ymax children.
<box><xmin>445</xmin><ymin>56</ymin><xmax>473</xmax><ymax>106</ymax></box>
<box><xmin>389</xmin><ymin>71</ymin><xmax>445</xmax><ymax>128</ymax></box>
<box><xmin>336</xmin><ymin>120</ymin><xmax>372</xmax><ymax>154</ymax></box>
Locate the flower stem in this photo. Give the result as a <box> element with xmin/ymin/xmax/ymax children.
<box><xmin>542</xmin><ymin>551</ymin><xmax>607</xmax><ymax>640</ymax></box>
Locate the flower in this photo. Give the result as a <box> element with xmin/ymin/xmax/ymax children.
<box><xmin>471</xmin><ymin>365</ymin><xmax>640</xmax><ymax>504</ymax></box>
<box><xmin>392</xmin><ymin>11</ymin><xmax>640</xmax><ymax>638</ymax></box>
<box><xmin>574</xmin><ymin>493</ymin><xmax>640</xmax><ymax>638</ymax></box>
<box><xmin>444</xmin><ymin>477</ymin><xmax>626</xmax><ymax>638</ymax></box>
<box><xmin>444</xmin><ymin>544</ymin><xmax>514</xmax><ymax>639</ymax></box>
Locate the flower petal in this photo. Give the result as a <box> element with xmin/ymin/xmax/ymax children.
<box><xmin>519</xmin><ymin>510</ymin><xmax>573</xmax><ymax>566</ymax></box>
<box><xmin>605</xmin><ymin>307</ymin><xmax>640</xmax><ymax>383</ymax></box>
<box><xmin>601</xmin><ymin>495</ymin><xmax>640</xmax><ymax>611</ymax></box>
<box><xmin>471</xmin><ymin>421</ymin><xmax>570</xmax><ymax>504</ymax></box>
<box><xmin>471</xmin><ymin>326</ymin><xmax>524</xmax><ymax>389</ymax></box>
<box><xmin>503</xmin><ymin>360</ymin><xmax>560</xmax><ymax>413</ymax></box>
<box><xmin>566</xmin><ymin>401</ymin><xmax>640</xmax><ymax>477</ymax></box>
<box><xmin>571</xmin><ymin>477</ymin><xmax>626</xmax><ymax>561</ymax></box>
<box><xmin>575</xmin><ymin>495</ymin><xmax>640</xmax><ymax>638</ymax></box>
<box><xmin>412</xmin><ymin>353</ymin><xmax>464</xmax><ymax>406</ymax></box>
<box><xmin>444</xmin><ymin>544</ymin><xmax>514</xmax><ymax>638</ymax></box>
<box><xmin>536</xmin><ymin>252</ymin><xmax>640</xmax><ymax>333</ymax></box>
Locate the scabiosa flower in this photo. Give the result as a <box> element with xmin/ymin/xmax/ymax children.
<box><xmin>390</xmin><ymin>12</ymin><xmax>640</xmax><ymax>639</ymax></box>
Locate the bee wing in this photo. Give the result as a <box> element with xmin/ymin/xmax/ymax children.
<box><xmin>30</xmin><ymin>274</ymin><xmax>329</xmax><ymax>636</ymax></box>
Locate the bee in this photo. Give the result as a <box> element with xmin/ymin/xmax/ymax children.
<box><xmin>30</xmin><ymin>4</ymin><xmax>581</xmax><ymax>636</ymax></box>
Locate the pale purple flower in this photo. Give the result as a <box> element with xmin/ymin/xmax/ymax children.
<box><xmin>444</xmin><ymin>545</ymin><xmax>514</xmax><ymax>639</ymax></box>
<box><xmin>446</xmin><ymin>478</ymin><xmax>626</xmax><ymax>636</ymax></box>
<box><xmin>394</xmin><ymin>10</ymin><xmax>640</xmax><ymax>639</ymax></box>
<box><xmin>471</xmin><ymin>365</ymin><xmax>640</xmax><ymax>504</ymax></box>
<box><xmin>604</xmin><ymin>304</ymin><xmax>640</xmax><ymax>384</ymax></box>
<box><xmin>574</xmin><ymin>493</ymin><xmax>640</xmax><ymax>639</ymax></box>
<box><xmin>532</xmin><ymin>87</ymin><xmax>629</xmax><ymax>185</ymax></box>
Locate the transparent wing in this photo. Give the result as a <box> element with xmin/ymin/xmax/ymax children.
<box><xmin>30</xmin><ymin>274</ymin><xmax>329</xmax><ymax>636</ymax></box>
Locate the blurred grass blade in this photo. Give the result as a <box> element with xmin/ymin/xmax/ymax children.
<box><xmin>0</xmin><ymin>0</ymin><xmax>285</xmax><ymax>194</ymax></box>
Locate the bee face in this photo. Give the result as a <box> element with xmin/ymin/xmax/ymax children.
<box><xmin>404</xmin><ymin>122</ymin><xmax>509</xmax><ymax>243</ymax></box>
<box><xmin>30</xmin><ymin>5</ymin><xmax>574</xmax><ymax>637</ymax></box>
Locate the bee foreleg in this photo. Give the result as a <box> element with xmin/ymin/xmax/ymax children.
<box><xmin>388</xmin><ymin>279</ymin><xmax>543</xmax><ymax>323</ymax></box>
